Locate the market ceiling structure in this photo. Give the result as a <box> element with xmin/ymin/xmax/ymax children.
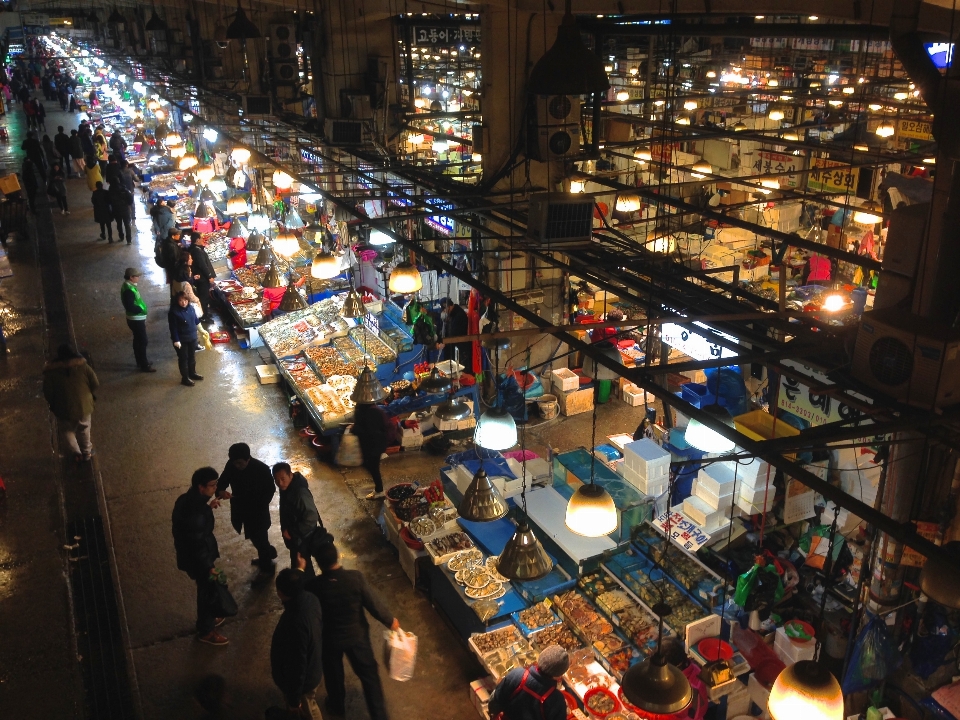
<box><xmin>45</xmin><ymin>2</ymin><xmax>960</xmax><ymax>569</ymax></box>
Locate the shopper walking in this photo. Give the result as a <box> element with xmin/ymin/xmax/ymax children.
<box><xmin>54</xmin><ymin>126</ymin><xmax>72</xmax><ymax>176</ymax></box>
<box><xmin>159</xmin><ymin>229</ymin><xmax>184</xmax><ymax>295</ymax></box>
<box><xmin>21</xmin><ymin>157</ymin><xmax>40</xmax><ymax>213</ymax></box>
<box><xmin>120</xmin><ymin>268</ymin><xmax>155</xmax><ymax>372</ymax></box>
<box><xmin>352</xmin><ymin>402</ymin><xmax>389</xmax><ymax>500</ymax></box>
<box><xmin>91</xmin><ymin>181</ymin><xmax>114</xmax><ymax>241</ymax></box>
<box><xmin>303</xmin><ymin>542</ymin><xmax>398</xmax><ymax>720</ymax></box>
<box><xmin>168</xmin><ymin>291</ymin><xmax>203</xmax><ymax>387</ymax></box>
<box><xmin>21</xmin><ymin>130</ymin><xmax>45</xmax><ymax>176</ymax></box>
<box><xmin>41</xmin><ymin>133</ymin><xmax>58</xmax><ymax>168</ymax></box>
<box><xmin>488</xmin><ymin>645</ymin><xmax>570</xmax><ymax>720</ymax></box>
<box><xmin>270</xmin><ymin>569</ymin><xmax>324</xmax><ymax>719</ymax></box>
<box><xmin>42</xmin><ymin>344</ymin><xmax>99</xmax><ymax>462</ymax></box>
<box><xmin>172</xmin><ymin>467</ymin><xmax>230</xmax><ymax>646</ymax></box>
<box><xmin>110</xmin><ymin>181</ymin><xmax>134</xmax><ymax>243</ymax></box>
<box><xmin>47</xmin><ymin>162</ymin><xmax>68</xmax><ymax>214</ymax></box>
<box><xmin>69</xmin><ymin>129</ymin><xmax>84</xmax><ymax>176</ymax></box>
<box><xmin>272</xmin><ymin>462</ymin><xmax>325</xmax><ymax>578</ymax></box>
<box><xmin>216</xmin><ymin>443</ymin><xmax>278</xmax><ymax>579</ymax></box>
<box><xmin>84</xmin><ymin>155</ymin><xmax>103</xmax><ymax>191</ymax></box>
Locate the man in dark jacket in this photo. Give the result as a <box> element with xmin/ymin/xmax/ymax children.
<box><xmin>42</xmin><ymin>344</ymin><xmax>99</xmax><ymax>462</ymax></box>
<box><xmin>172</xmin><ymin>467</ymin><xmax>229</xmax><ymax>646</ymax></box>
<box><xmin>353</xmin><ymin>402</ymin><xmax>389</xmax><ymax>500</ymax></box>
<box><xmin>304</xmin><ymin>542</ymin><xmax>398</xmax><ymax>720</ymax></box>
<box><xmin>440</xmin><ymin>297</ymin><xmax>471</xmax><ymax>366</ymax></box>
<box><xmin>120</xmin><ymin>267</ymin><xmax>155</xmax><ymax>372</ymax></box>
<box><xmin>216</xmin><ymin>443</ymin><xmax>277</xmax><ymax>578</ymax></box>
<box><xmin>110</xmin><ymin>182</ymin><xmax>134</xmax><ymax>244</ymax></box>
<box><xmin>21</xmin><ymin>130</ymin><xmax>45</xmax><ymax>176</ymax></box>
<box><xmin>270</xmin><ymin>569</ymin><xmax>324</xmax><ymax>719</ymax></box>
<box><xmin>54</xmin><ymin>126</ymin><xmax>72</xmax><ymax>176</ymax></box>
<box><xmin>169</xmin><ymin>291</ymin><xmax>203</xmax><ymax>387</ymax></box>
<box><xmin>91</xmin><ymin>180</ymin><xmax>114</xmax><ymax>241</ymax></box>
<box><xmin>488</xmin><ymin>645</ymin><xmax>570</xmax><ymax>720</ymax></box>
<box><xmin>189</xmin><ymin>233</ymin><xmax>217</xmax><ymax>322</ymax></box>
<box><xmin>272</xmin><ymin>462</ymin><xmax>323</xmax><ymax>578</ymax></box>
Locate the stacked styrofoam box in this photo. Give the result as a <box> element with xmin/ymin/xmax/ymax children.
<box><xmin>734</xmin><ymin>454</ymin><xmax>776</xmax><ymax>514</ymax></box>
<box><xmin>621</xmin><ymin>439</ymin><xmax>670</xmax><ymax>496</ymax></box>
<box><xmin>774</xmin><ymin>626</ymin><xmax>815</xmax><ymax>664</ymax></box>
<box><xmin>685</xmin><ymin>462</ymin><xmax>739</xmax><ymax>532</ymax></box>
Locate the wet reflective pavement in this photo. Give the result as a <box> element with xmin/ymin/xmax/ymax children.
<box><xmin>1</xmin><ymin>95</ymin><xmax>653</xmax><ymax>719</ymax></box>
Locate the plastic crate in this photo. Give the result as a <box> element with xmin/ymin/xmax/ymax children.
<box><xmin>513</xmin><ymin>564</ymin><xmax>575</xmax><ymax>603</ymax></box>
<box><xmin>681</xmin><ymin>382</ymin><xmax>716</xmax><ymax>408</ymax></box>
<box><xmin>733</xmin><ymin>410</ymin><xmax>801</xmax><ymax>459</ymax></box>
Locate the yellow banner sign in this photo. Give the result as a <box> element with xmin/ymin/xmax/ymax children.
<box><xmin>807</xmin><ymin>158</ymin><xmax>859</xmax><ymax>193</ymax></box>
<box><xmin>898</xmin><ymin>119</ymin><xmax>933</xmax><ymax>141</ymax></box>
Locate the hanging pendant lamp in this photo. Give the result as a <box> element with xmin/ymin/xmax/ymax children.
<box><xmin>420</xmin><ymin>367</ymin><xmax>453</xmax><ymax>395</ymax></box>
<box><xmin>179</xmin><ymin>153</ymin><xmax>199</xmax><ymax>171</ymax></box>
<box><xmin>88</xmin><ymin>9</ymin><xmax>101</xmax><ymax>23</ymax></box>
<box><xmin>254</xmin><ymin>243</ymin><xmax>273</xmax><ymax>266</ymax></box>
<box><xmin>248</xmin><ymin>211</ymin><xmax>271</xmax><ymax>233</ymax></box>
<box><xmin>214</xmin><ymin>18</ymin><xmax>229</xmax><ymax>48</ymax></box>
<box><xmin>284</xmin><ymin>207</ymin><xmax>305</xmax><ymax>230</ymax></box>
<box><xmin>768</xmin><ymin>661</ymin><xmax>844</xmax><ymax>720</ymax></box>
<box><xmin>247</xmin><ymin>231</ymin><xmax>264</xmax><ymax>252</ymax></box>
<box><xmin>435</xmin><ymin>396</ymin><xmax>472</xmax><ymax>422</ymax></box>
<box><xmin>458</xmin><ymin>469</ymin><xmax>509</xmax><ymax>522</ymax></box>
<box><xmin>388</xmin><ymin>261</ymin><xmax>422</xmax><ymax>294</ymax></box>
<box><xmin>303</xmin><ymin>221</ymin><xmax>326</xmax><ymax>243</ymax></box>
<box><xmin>352</xmin><ymin>367</ymin><xmax>387</xmax><ymax>404</ymax></box>
<box><xmin>226</xmin><ymin>0</ymin><xmax>261</xmax><ymax>39</ymax></box>
<box><xmin>311</xmin><ymin>248</ymin><xmax>340</xmax><ymax>279</ymax></box>
<box><xmin>497</xmin><ymin>521</ymin><xmax>553</xmax><ymax>581</ymax></box>
<box><xmin>145</xmin><ymin>10</ymin><xmax>167</xmax><ymax>31</ymax></box>
<box><xmin>621</xmin><ymin>651</ymin><xmax>693</xmax><ymax>714</ymax></box>
<box><xmin>278</xmin><ymin>280</ymin><xmax>308</xmax><ymax>312</ymax></box>
<box><xmin>108</xmin><ymin>8</ymin><xmax>126</xmax><ymax>24</ymax></box>
<box><xmin>195</xmin><ymin>165</ymin><xmax>216</xmax><ymax>184</ymax></box>
<box><xmin>154</xmin><ymin>123</ymin><xmax>171</xmax><ymax>142</ymax></box>
<box><xmin>227</xmin><ymin>195</ymin><xmax>249</xmax><ymax>215</ymax></box>
<box><xmin>685</xmin><ymin>404</ymin><xmax>736</xmax><ymax>453</ymax></box>
<box><xmin>227</xmin><ymin>220</ymin><xmax>246</xmax><ymax>239</ymax></box>
<box><xmin>199</xmin><ymin>187</ymin><xmax>217</xmax><ymax>204</ymax></box>
<box><xmin>262</xmin><ymin>261</ymin><xmax>282</xmax><ymax>288</ymax></box>
<box><xmin>853</xmin><ymin>200</ymin><xmax>883</xmax><ymax>225</ymax></box>
<box><xmin>475</xmin><ymin>408</ymin><xmax>517</xmax><ymax>451</ymax></box>
<box><xmin>274</xmin><ymin>230</ymin><xmax>300</xmax><ymax>257</ymax></box>
<box><xmin>527</xmin><ymin>0</ymin><xmax>610</xmax><ymax>96</ymax></box>
<box><xmin>164</xmin><ymin>130</ymin><xmax>183</xmax><ymax>146</ymax></box>
<box><xmin>342</xmin><ymin>289</ymin><xmax>367</xmax><ymax>319</ymax></box>
<box><xmin>565</xmin><ymin>483</ymin><xmax>618</xmax><ymax>536</ymax></box>
<box><xmin>920</xmin><ymin>541</ymin><xmax>960</xmax><ymax>608</ymax></box>
<box><xmin>194</xmin><ymin>201</ymin><xmax>212</xmax><ymax>219</ymax></box>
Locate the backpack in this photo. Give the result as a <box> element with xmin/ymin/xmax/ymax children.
<box><xmin>412</xmin><ymin>314</ymin><xmax>437</xmax><ymax>346</ymax></box>
<box><xmin>154</xmin><ymin>238</ymin><xmax>167</xmax><ymax>268</ymax></box>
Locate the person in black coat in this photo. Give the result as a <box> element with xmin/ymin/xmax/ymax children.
<box><xmin>189</xmin><ymin>233</ymin><xmax>217</xmax><ymax>322</ymax></box>
<box><xmin>172</xmin><ymin>467</ymin><xmax>230</xmax><ymax>645</ymax></box>
<box><xmin>91</xmin><ymin>181</ymin><xmax>114</xmax><ymax>241</ymax></box>
<box><xmin>440</xmin><ymin>297</ymin><xmax>471</xmax><ymax>367</ymax></box>
<box><xmin>109</xmin><ymin>182</ymin><xmax>134</xmax><ymax>243</ymax></box>
<box><xmin>216</xmin><ymin>443</ymin><xmax>277</xmax><ymax>578</ymax></box>
<box><xmin>21</xmin><ymin>130</ymin><xmax>45</xmax><ymax>177</ymax></box>
<box><xmin>271</xmin><ymin>569</ymin><xmax>324</xmax><ymax>719</ymax></box>
<box><xmin>168</xmin><ymin>291</ymin><xmax>203</xmax><ymax>387</ymax></box>
<box><xmin>54</xmin><ymin>126</ymin><xmax>72</xmax><ymax>176</ymax></box>
<box><xmin>352</xmin><ymin>402</ymin><xmax>389</xmax><ymax>499</ymax></box>
<box><xmin>303</xmin><ymin>542</ymin><xmax>398</xmax><ymax>720</ymax></box>
<box><xmin>273</xmin><ymin>462</ymin><xmax>324</xmax><ymax>578</ymax></box>
<box><xmin>21</xmin><ymin>157</ymin><xmax>40</xmax><ymax>213</ymax></box>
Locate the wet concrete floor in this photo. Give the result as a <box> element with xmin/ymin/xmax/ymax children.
<box><xmin>0</xmin><ymin>95</ymin><xmax>655</xmax><ymax>719</ymax></box>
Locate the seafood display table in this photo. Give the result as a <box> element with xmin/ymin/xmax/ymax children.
<box><xmin>378</xmin><ymin>503</ymin><xmax>429</xmax><ymax>587</ymax></box>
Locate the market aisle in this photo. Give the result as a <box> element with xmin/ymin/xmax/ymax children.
<box><xmin>40</xmin><ymin>103</ymin><xmax>482</xmax><ymax>718</ymax></box>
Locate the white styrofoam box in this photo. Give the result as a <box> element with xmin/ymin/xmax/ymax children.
<box><xmin>401</xmin><ymin>427</ymin><xmax>423</xmax><ymax>448</ymax></box>
<box><xmin>740</xmin><ymin>482</ymin><xmax>776</xmax><ymax>507</ymax></box>
<box><xmin>725</xmin><ymin>680</ymin><xmax>752</xmax><ymax>718</ymax></box>
<box><xmin>736</xmin><ymin>494</ymin><xmax>775</xmax><ymax>516</ymax></box>
<box><xmin>703</xmin><ymin>506</ymin><xmax>735</xmax><ymax>534</ymax></box>
<box><xmin>457</xmin><ymin>417</ymin><xmax>477</xmax><ymax>430</ymax></box>
<box><xmin>622</xmin><ymin>464</ymin><xmax>668</xmax><ymax>497</ymax></box>
<box><xmin>256</xmin><ymin>364</ymin><xmax>281</xmax><ymax>384</ymax></box>
<box><xmin>683</xmin><ymin>495</ymin><xmax>731</xmax><ymax>528</ymax></box>
<box><xmin>740</xmin><ymin>264</ymin><xmax>769</xmax><ymax>283</ymax></box>
<box><xmin>623</xmin><ymin>439</ymin><xmax>671</xmax><ymax>483</ymax></box>
<box><xmin>551</xmin><ymin>368</ymin><xmax>579</xmax><ymax>393</ymax></box>
<box><xmin>623</xmin><ymin>385</ymin><xmax>646</xmax><ymax>406</ymax></box>
<box><xmin>694</xmin><ymin>479</ymin><xmax>734</xmax><ymax>511</ymax></box>
<box><xmin>748</xmin><ymin>673</ymin><xmax>772</xmax><ymax>719</ymax></box>
<box><xmin>775</xmin><ymin>627</ymin><xmax>815</xmax><ymax>663</ymax></box>
<box><xmin>697</xmin><ymin>462</ymin><xmax>738</xmax><ymax>496</ymax></box>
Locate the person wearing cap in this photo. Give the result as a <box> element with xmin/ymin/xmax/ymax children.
<box><xmin>216</xmin><ymin>443</ymin><xmax>277</xmax><ymax>580</ymax></box>
<box><xmin>488</xmin><ymin>644</ymin><xmax>570</xmax><ymax>720</ymax></box>
<box><xmin>42</xmin><ymin>344</ymin><xmax>99</xmax><ymax>462</ymax></box>
<box><xmin>301</xmin><ymin>542</ymin><xmax>398</xmax><ymax>720</ymax></box>
<box><xmin>120</xmin><ymin>267</ymin><xmax>155</xmax><ymax>372</ymax></box>
<box><xmin>270</xmin><ymin>569</ymin><xmax>324</xmax><ymax>719</ymax></box>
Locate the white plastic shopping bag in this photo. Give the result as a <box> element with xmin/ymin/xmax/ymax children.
<box><xmin>383</xmin><ymin>628</ymin><xmax>418</xmax><ymax>681</ymax></box>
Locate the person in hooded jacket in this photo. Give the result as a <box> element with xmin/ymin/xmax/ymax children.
<box><xmin>273</xmin><ymin>462</ymin><xmax>325</xmax><ymax>578</ymax></box>
<box><xmin>153</xmin><ymin>198</ymin><xmax>176</xmax><ymax>239</ymax></box>
<box><xmin>172</xmin><ymin>466</ymin><xmax>230</xmax><ymax>646</ymax></box>
<box><xmin>216</xmin><ymin>443</ymin><xmax>278</xmax><ymax>579</ymax></box>
<box><xmin>84</xmin><ymin>154</ymin><xmax>103</xmax><ymax>192</ymax></box>
<box><xmin>270</xmin><ymin>569</ymin><xmax>324</xmax><ymax>719</ymax></box>
<box><xmin>91</xmin><ymin>180</ymin><xmax>114</xmax><ymax>241</ymax></box>
<box><xmin>109</xmin><ymin>129</ymin><xmax>127</xmax><ymax>157</ymax></box>
<box><xmin>168</xmin><ymin>291</ymin><xmax>203</xmax><ymax>387</ymax></box>
<box><xmin>42</xmin><ymin>344</ymin><xmax>99</xmax><ymax>462</ymax></box>
<box><xmin>110</xmin><ymin>181</ymin><xmax>134</xmax><ymax>243</ymax></box>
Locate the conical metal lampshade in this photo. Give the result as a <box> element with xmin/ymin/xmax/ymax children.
<box><xmin>528</xmin><ymin>10</ymin><xmax>610</xmax><ymax>96</ymax></box>
<box><xmin>304</xmin><ymin>221</ymin><xmax>325</xmax><ymax>243</ymax></box>
<box><xmin>145</xmin><ymin>10</ymin><xmax>167</xmax><ymax>31</ymax></box>
<box><xmin>284</xmin><ymin>208</ymin><xmax>305</xmax><ymax>230</ymax></box>
<box><xmin>247</xmin><ymin>231</ymin><xmax>264</xmax><ymax>251</ymax></box>
<box><xmin>194</xmin><ymin>201</ymin><xmax>212</xmax><ymax>218</ymax></box>
<box><xmin>278</xmin><ymin>281</ymin><xmax>308</xmax><ymax>312</ymax></box>
<box><xmin>108</xmin><ymin>8</ymin><xmax>126</xmax><ymax>24</ymax></box>
<box><xmin>255</xmin><ymin>243</ymin><xmax>273</xmax><ymax>266</ymax></box>
<box><xmin>226</xmin><ymin>1</ymin><xmax>261</xmax><ymax>39</ymax></box>
<box><xmin>458</xmin><ymin>469</ymin><xmax>509</xmax><ymax>522</ymax></box>
<box><xmin>420</xmin><ymin>367</ymin><xmax>453</xmax><ymax>395</ymax></box>
<box><xmin>497</xmin><ymin>521</ymin><xmax>553</xmax><ymax>581</ymax></box>
<box><xmin>621</xmin><ymin>656</ymin><xmax>693</xmax><ymax>715</ymax></box>
<box><xmin>262</xmin><ymin>262</ymin><xmax>282</xmax><ymax>288</ymax></box>
<box><xmin>227</xmin><ymin>220</ymin><xmax>246</xmax><ymax>239</ymax></box>
<box><xmin>342</xmin><ymin>289</ymin><xmax>366</xmax><ymax>319</ymax></box>
<box><xmin>388</xmin><ymin>261</ymin><xmax>422</xmax><ymax>294</ymax></box>
<box><xmin>481</xmin><ymin>335</ymin><xmax>511</xmax><ymax>351</ymax></box>
<box><xmin>351</xmin><ymin>367</ymin><xmax>387</xmax><ymax>404</ymax></box>
<box><xmin>475</xmin><ymin>408</ymin><xmax>517</xmax><ymax>450</ymax></box>
<box><xmin>920</xmin><ymin>541</ymin><xmax>960</xmax><ymax>608</ymax></box>
<box><xmin>311</xmin><ymin>249</ymin><xmax>340</xmax><ymax>279</ymax></box>
<box><xmin>435</xmin><ymin>396</ymin><xmax>472</xmax><ymax>422</ymax></box>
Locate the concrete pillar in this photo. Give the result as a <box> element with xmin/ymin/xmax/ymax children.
<box><xmin>480</xmin><ymin>6</ymin><xmax>563</xmax><ymax>192</ymax></box>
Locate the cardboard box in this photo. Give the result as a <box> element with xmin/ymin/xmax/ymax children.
<box><xmin>0</xmin><ymin>173</ymin><xmax>21</xmax><ymax>195</ymax></box>
<box><xmin>256</xmin><ymin>364</ymin><xmax>281</xmax><ymax>384</ymax></box>
<box><xmin>551</xmin><ymin>368</ymin><xmax>579</xmax><ymax>393</ymax></box>
<box><xmin>556</xmin><ymin>386</ymin><xmax>594</xmax><ymax>417</ymax></box>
